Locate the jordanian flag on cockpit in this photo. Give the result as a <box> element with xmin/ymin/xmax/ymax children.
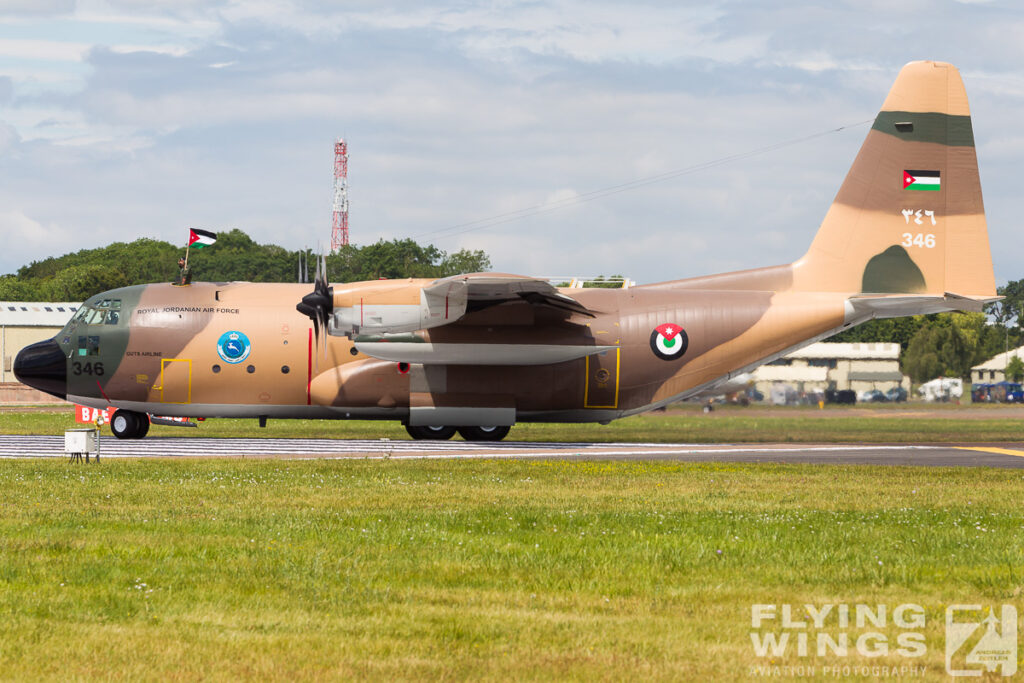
<box><xmin>903</xmin><ymin>170</ymin><xmax>941</xmax><ymax>191</ymax></box>
<box><xmin>188</xmin><ymin>228</ymin><xmax>217</xmax><ymax>248</ymax></box>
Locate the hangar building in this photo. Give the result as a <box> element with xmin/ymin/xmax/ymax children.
<box><xmin>970</xmin><ymin>345</ymin><xmax>1024</xmax><ymax>384</ymax></box>
<box><xmin>752</xmin><ymin>342</ymin><xmax>908</xmax><ymax>397</ymax></box>
<box><xmin>1</xmin><ymin>302</ymin><xmax>79</xmax><ymax>402</ymax></box>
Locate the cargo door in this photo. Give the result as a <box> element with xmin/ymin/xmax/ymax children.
<box><xmin>584</xmin><ymin>348</ymin><xmax>619</xmax><ymax>409</ymax></box>
<box><xmin>158</xmin><ymin>358</ymin><xmax>192</xmax><ymax>404</ymax></box>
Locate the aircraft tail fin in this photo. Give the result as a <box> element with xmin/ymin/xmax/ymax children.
<box><xmin>793</xmin><ymin>61</ymin><xmax>996</xmax><ymax>299</ymax></box>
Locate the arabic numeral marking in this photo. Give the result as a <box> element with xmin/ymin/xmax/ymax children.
<box><xmin>901</xmin><ymin>209</ymin><xmax>937</xmax><ymax>226</ymax></box>
<box><xmin>71</xmin><ymin>361</ymin><xmax>105</xmax><ymax>376</ymax></box>
<box><xmin>901</xmin><ymin>232</ymin><xmax>936</xmax><ymax>249</ymax></box>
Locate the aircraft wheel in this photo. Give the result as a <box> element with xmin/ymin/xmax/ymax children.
<box><xmin>457</xmin><ymin>425</ymin><xmax>511</xmax><ymax>442</ymax></box>
<box><xmin>110</xmin><ymin>410</ymin><xmax>149</xmax><ymax>439</ymax></box>
<box><xmin>405</xmin><ymin>424</ymin><xmax>457</xmax><ymax>440</ymax></box>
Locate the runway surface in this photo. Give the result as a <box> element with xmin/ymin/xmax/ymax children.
<box><xmin>2</xmin><ymin>435</ymin><xmax>1024</xmax><ymax>467</ymax></box>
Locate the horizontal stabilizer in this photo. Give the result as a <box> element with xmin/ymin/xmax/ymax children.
<box><xmin>355</xmin><ymin>340</ymin><xmax>616</xmax><ymax>366</ymax></box>
<box><xmin>847</xmin><ymin>292</ymin><xmax>1001</xmax><ymax>319</ymax></box>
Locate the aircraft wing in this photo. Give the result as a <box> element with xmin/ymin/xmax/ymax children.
<box><xmin>348</xmin><ymin>275</ymin><xmax>602</xmax><ymax>365</ymax></box>
<box><xmin>330</xmin><ymin>273</ymin><xmax>596</xmax><ymax>338</ymax></box>
<box><xmin>437</xmin><ymin>273</ymin><xmax>596</xmax><ymax>318</ymax></box>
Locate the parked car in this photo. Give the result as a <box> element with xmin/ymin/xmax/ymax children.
<box><xmin>858</xmin><ymin>389</ymin><xmax>887</xmax><ymax>403</ymax></box>
<box><xmin>885</xmin><ymin>387</ymin><xmax>908</xmax><ymax>402</ymax></box>
<box><xmin>825</xmin><ymin>388</ymin><xmax>856</xmax><ymax>404</ymax></box>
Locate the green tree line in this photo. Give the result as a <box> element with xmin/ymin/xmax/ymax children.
<box><xmin>0</xmin><ymin>229</ymin><xmax>491</xmax><ymax>302</ymax></box>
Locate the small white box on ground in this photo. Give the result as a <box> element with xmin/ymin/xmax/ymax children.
<box><xmin>64</xmin><ymin>428</ymin><xmax>99</xmax><ymax>458</ymax></box>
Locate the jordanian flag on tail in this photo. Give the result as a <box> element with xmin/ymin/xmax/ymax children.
<box><xmin>188</xmin><ymin>228</ymin><xmax>217</xmax><ymax>248</ymax></box>
<box><xmin>903</xmin><ymin>170</ymin><xmax>941</xmax><ymax>191</ymax></box>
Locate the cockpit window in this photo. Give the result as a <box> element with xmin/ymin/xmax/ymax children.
<box><xmin>76</xmin><ymin>299</ymin><xmax>123</xmax><ymax>325</ymax></box>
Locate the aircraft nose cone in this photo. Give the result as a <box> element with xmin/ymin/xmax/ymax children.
<box><xmin>13</xmin><ymin>338</ymin><xmax>67</xmax><ymax>400</ymax></box>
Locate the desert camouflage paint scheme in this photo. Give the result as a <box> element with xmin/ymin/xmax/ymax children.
<box><xmin>14</xmin><ymin>61</ymin><xmax>999</xmax><ymax>440</ymax></box>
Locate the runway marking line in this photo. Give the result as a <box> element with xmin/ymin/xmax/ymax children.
<box><xmin>955</xmin><ymin>446</ymin><xmax>1024</xmax><ymax>458</ymax></box>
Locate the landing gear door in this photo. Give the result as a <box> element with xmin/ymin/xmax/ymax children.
<box><xmin>158</xmin><ymin>359</ymin><xmax>192</xmax><ymax>404</ymax></box>
<box><xmin>584</xmin><ymin>348</ymin><xmax>620</xmax><ymax>409</ymax></box>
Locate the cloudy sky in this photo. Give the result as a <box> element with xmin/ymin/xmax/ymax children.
<box><xmin>0</xmin><ymin>1</ymin><xmax>1021</xmax><ymax>284</ymax></box>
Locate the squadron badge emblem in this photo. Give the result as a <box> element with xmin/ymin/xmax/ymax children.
<box><xmin>217</xmin><ymin>330</ymin><xmax>251</xmax><ymax>364</ymax></box>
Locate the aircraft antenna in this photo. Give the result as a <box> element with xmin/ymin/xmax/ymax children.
<box><xmin>331</xmin><ymin>138</ymin><xmax>349</xmax><ymax>251</ymax></box>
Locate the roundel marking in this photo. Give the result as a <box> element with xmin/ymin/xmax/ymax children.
<box><xmin>650</xmin><ymin>323</ymin><xmax>688</xmax><ymax>361</ymax></box>
<box><xmin>217</xmin><ymin>330</ymin><xmax>252</xmax><ymax>364</ymax></box>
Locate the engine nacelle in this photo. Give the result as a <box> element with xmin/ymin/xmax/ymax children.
<box><xmin>328</xmin><ymin>279</ymin><xmax>468</xmax><ymax>336</ymax></box>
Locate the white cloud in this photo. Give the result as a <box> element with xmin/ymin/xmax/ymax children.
<box><xmin>0</xmin><ymin>38</ymin><xmax>91</xmax><ymax>61</ymax></box>
<box><xmin>0</xmin><ymin>210</ymin><xmax>77</xmax><ymax>269</ymax></box>
<box><xmin>0</xmin><ymin>0</ymin><xmax>74</xmax><ymax>17</ymax></box>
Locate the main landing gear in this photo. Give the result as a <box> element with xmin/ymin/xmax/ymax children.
<box><xmin>405</xmin><ymin>425</ymin><xmax>511</xmax><ymax>442</ymax></box>
<box><xmin>110</xmin><ymin>409</ymin><xmax>150</xmax><ymax>439</ymax></box>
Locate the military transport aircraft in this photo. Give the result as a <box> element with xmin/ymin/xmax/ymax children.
<box><xmin>14</xmin><ymin>61</ymin><xmax>998</xmax><ymax>441</ymax></box>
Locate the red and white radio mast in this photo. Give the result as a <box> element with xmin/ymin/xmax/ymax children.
<box><xmin>331</xmin><ymin>138</ymin><xmax>349</xmax><ymax>250</ymax></box>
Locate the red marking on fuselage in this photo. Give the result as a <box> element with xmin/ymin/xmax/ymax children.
<box><xmin>96</xmin><ymin>379</ymin><xmax>111</xmax><ymax>403</ymax></box>
<box><xmin>306</xmin><ymin>327</ymin><xmax>312</xmax><ymax>406</ymax></box>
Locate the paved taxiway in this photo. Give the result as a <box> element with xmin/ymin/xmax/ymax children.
<box><xmin>2</xmin><ymin>435</ymin><xmax>1024</xmax><ymax>467</ymax></box>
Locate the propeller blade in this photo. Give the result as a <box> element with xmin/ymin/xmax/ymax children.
<box><xmin>296</xmin><ymin>248</ymin><xmax>333</xmax><ymax>372</ymax></box>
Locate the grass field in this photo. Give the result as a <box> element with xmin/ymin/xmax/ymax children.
<box><xmin>3</xmin><ymin>402</ymin><xmax>1024</xmax><ymax>443</ymax></box>
<box><xmin>0</xmin><ymin>458</ymin><xmax>1022</xmax><ymax>680</ymax></box>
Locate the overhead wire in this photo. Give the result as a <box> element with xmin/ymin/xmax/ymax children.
<box><xmin>413</xmin><ymin>118</ymin><xmax>874</xmax><ymax>242</ymax></box>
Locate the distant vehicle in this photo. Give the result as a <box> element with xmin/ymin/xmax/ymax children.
<box><xmin>885</xmin><ymin>386</ymin><xmax>908</xmax><ymax>402</ymax></box>
<box><xmin>969</xmin><ymin>381</ymin><xmax>1022</xmax><ymax>403</ymax></box>
<box><xmin>825</xmin><ymin>388</ymin><xmax>856</xmax><ymax>404</ymax></box>
<box><xmin>919</xmin><ymin>378</ymin><xmax>963</xmax><ymax>402</ymax></box>
<box><xmin>971</xmin><ymin>383</ymin><xmax>993</xmax><ymax>402</ymax></box>
<box><xmin>858</xmin><ymin>389</ymin><xmax>887</xmax><ymax>403</ymax></box>
<box><xmin>801</xmin><ymin>390</ymin><xmax>825</xmax><ymax>406</ymax></box>
<box><xmin>690</xmin><ymin>372</ymin><xmax>756</xmax><ymax>404</ymax></box>
<box><xmin>770</xmin><ymin>384</ymin><xmax>798</xmax><ymax>406</ymax></box>
<box><xmin>990</xmin><ymin>381</ymin><xmax>1023</xmax><ymax>403</ymax></box>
